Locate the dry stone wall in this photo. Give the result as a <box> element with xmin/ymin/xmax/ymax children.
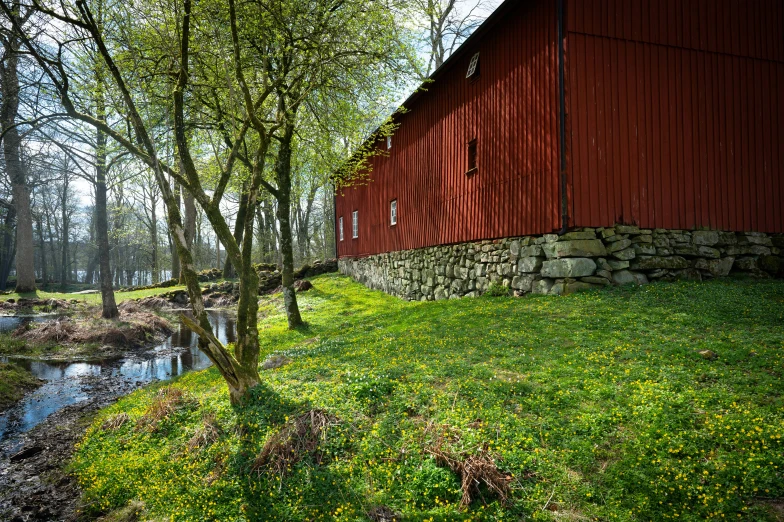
<box><xmin>338</xmin><ymin>227</ymin><xmax>784</xmax><ymax>301</ymax></box>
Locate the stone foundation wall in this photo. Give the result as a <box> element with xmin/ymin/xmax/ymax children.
<box><xmin>338</xmin><ymin>227</ymin><xmax>784</xmax><ymax>300</ymax></box>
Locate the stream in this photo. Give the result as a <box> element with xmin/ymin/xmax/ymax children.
<box><xmin>0</xmin><ymin>310</ymin><xmax>237</xmax><ymax>521</ymax></box>
<box><xmin>0</xmin><ymin>310</ymin><xmax>235</xmax><ymax>456</ymax></box>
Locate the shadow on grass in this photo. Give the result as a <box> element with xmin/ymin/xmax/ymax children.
<box><xmin>231</xmin><ymin>382</ymin><xmax>359</xmax><ymax>520</ymax></box>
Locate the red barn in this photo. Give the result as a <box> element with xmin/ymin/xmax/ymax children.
<box><xmin>336</xmin><ymin>0</ymin><xmax>784</xmax><ymax>299</ymax></box>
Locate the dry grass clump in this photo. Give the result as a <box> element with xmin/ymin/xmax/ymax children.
<box><xmin>101</xmin><ymin>412</ymin><xmax>131</xmax><ymax>432</ymax></box>
<box><xmin>136</xmin><ymin>387</ymin><xmax>189</xmax><ymax>432</ymax></box>
<box><xmin>18</xmin><ymin>318</ymin><xmax>75</xmax><ymax>343</ymax></box>
<box><xmin>13</xmin><ymin>310</ymin><xmax>172</xmax><ymax>348</ymax></box>
<box><xmin>186</xmin><ymin>414</ymin><xmax>221</xmax><ymax>451</ymax></box>
<box><xmin>426</xmin><ymin>428</ymin><xmax>511</xmax><ymax>507</ymax></box>
<box><xmin>252</xmin><ymin>409</ymin><xmax>338</xmax><ymax>477</ymax></box>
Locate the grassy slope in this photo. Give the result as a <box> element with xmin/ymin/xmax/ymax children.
<box><xmin>71</xmin><ymin>275</ymin><xmax>784</xmax><ymax>521</ymax></box>
<box><xmin>0</xmin><ymin>362</ymin><xmax>42</xmax><ymax>410</ymax></box>
<box><xmin>0</xmin><ymin>286</ymin><xmax>187</xmax><ymax>306</ymax></box>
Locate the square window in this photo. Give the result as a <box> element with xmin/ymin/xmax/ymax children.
<box><xmin>339</xmin><ymin>216</ymin><xmax>344</xmax><ymax>241</ymax></box>
<box><xmin>467</xmin><ymin>139</ymin><xmax>478</xmax><ymax>174</ymax></box>
<box><xmin>352</xmin><ymin>210</ymin><xmax>359</xmax><ymax>239</ymax></box>
<box><xmin>390</xmin><ymin>199</ymin><xmax>397</xmax><ymax>226</ymax></box>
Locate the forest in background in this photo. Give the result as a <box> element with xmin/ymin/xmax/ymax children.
<box><xmin>1</xmin><ymin>0</ymin><xmax>497</xmax><ymax>292</ymax></box>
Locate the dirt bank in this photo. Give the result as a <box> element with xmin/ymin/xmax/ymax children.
<box><xmin>0</xmin><ymin>376</ymin><xmax>144</xmax><ymax>521</ymax></box>
<box><xmin>4</xmin><ymin>310</ymin><xmax>173</xmax><ymax>361</ymax></box>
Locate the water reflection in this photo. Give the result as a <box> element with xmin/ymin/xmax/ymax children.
<box><xmin>0</xmin><ymin>310</ymin><xmax>233</xmax><ymax>454</ymax></box>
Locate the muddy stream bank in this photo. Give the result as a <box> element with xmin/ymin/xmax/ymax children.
<box><xmin>0</xmin><ymin>310</ymin><xmax>235</xmax><ymax>521</ymax></box>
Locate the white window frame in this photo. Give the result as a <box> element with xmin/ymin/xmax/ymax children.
<box><xmin>352</xmin><ymin>210</ymin><xmax>359</xmax><ymax>239</ymax></box>
<box><xmin>466</xmin><ymin>52</ymin><xmax>480</xmax><ymax>78</ymax></box>
<box><xmin>339</xmin><ymin>216</ymin><xmax>344</xmax><ymax>241</ymax></box>
<box><xmin>386</xmin><ymin>135</ymin><xmax>392</xmax><ymax>149</ymax></box>
<box><xmin>390</xmin><ymin>199</ymin><xmax>397</xmax><ymax>226</ymax></box>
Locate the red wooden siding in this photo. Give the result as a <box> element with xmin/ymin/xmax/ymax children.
<box><xmin>567</xmin><ymin>0</ymin><xmax>784</xmax><ymax>232</ymax></box>
<box><xmin>336</xmin><ymin>0</ymin><xmax>561</xmax><ymax>258</ymax></box>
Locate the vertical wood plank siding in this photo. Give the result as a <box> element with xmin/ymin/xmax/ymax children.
<box><xmin>567</xmin><ymin>0</ymin><xmax>784</xmax><ymax>232</ymax></box>
<box><xmin>336</xmin><ymin>0</ymin><xmax>560</xmax><ymax>258</ymax></box>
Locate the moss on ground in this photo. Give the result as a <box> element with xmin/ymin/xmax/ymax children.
<box><xmin>71</xmin><ymin>275</ymin><xmax>784</xmax><ymax>521</ymax></box>
<box><xmin>0</xmin><ymin>362</ymin><xmax>43</xmax><ymax>411</ymax></box>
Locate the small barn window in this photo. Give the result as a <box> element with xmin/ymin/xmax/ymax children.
<box><xmin>339</xmin><ymin>216</ymin><xmax>344</xmax><ymax>241</ymax></box>
<box><xmin>466</xmin><ymin>52</ymin><xmax>480</xmax><ymax>79</ymax></box>
<box><xmin>352</xmin><ymin>210</ymin><xmax>359</xmax><ymax>238</ymax></box>
<box><xmin>386</xmin><ymin>135</ymin><xmax>392</xmax><ymax>149</ymax></box>
<box><xmin>467</xmin><ymin>139</ymin><xmax>478</xmax><ymax>174</ymax></box>
<box><xmin>390</xmin><ymin>199</ymin><xmax>397</xmax><ymax>226</ymax></box>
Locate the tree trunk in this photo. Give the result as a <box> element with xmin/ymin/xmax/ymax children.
<box><xmin>0</xmin><ymin>33</ymin><xmax>36</xmax><ymax>293</ymax></box>
<box><xmin>95</xmin><ymin>99</ymin><xmax>119</xmax><ymax>317</ymax></box>
<box><xmin>170</xmin><ymin>180</ymin><xmax>181</xmax><ymax>280</ymax></box>
<box><xmin>59</xmin><ymin>188</ymin><xmax>69</xmax><ymax>291</ymax></box>
<box><xmin>36</xmin><ymin>215</ymin><xmax>47</xmax><ymax>288</ymax></box>
<box><xmin>150</xmin><ymin>197</ymin><xmax>159</xmax><ymax>284</ymax></box>
<box><xmin>223</xmin><ymin>184</ymin><xmax>248</xmax><ymax>279</ymax></box>
<box><xmin>274</xmin><ymin>121</ymin><xmax>302</xmax><ymax>328</ymax></box>
<box><xmin>0</xmin><ymin>205</ymin><xmax>15</xmax><ymax>290</ymax></box>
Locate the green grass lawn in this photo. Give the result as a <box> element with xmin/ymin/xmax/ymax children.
<box><xmin>71</xmin><ymin>275</ymin><xmax>784</xmax><ymax>521</ymax></box>
<box><xmin>0</xmin><ymin>286</ymin><xmax>187</xmax><ymax>306</ymax></box>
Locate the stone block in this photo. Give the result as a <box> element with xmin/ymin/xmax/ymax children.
<box><xmin>632</xmin><ymin>235</ymin><xmax>653</xmax><ymax>244</ymax></box>
<box><xmin>564</xmin><ymin>281</ymin><xmax>598</xmax><ymax>294</ymax></box>
<box><xmin>759</xmin><ymin>255</ymin><xmax>781</xmax><ymax>274</ymax></box>
<box><xmin>532</xmin><ymin>278</ymin><xmax>554</xmax><ymax>295</ymax></box>
<box><xmin>673</xmin><ymin>268</ymin><xmax>702</xmax><ymax>281</ymax></box>
<box><xmin>750</xmin><ymin>245</ymin><xmax>772</xmax><ymax>256</ymax></box>
<box><xmin>615</xmin><ymin>225</ymin><xmax>640</xmax><ymax>234</ymax></box>
<box><xmin>600</xmin><ymin>227</ymin><xmax>616</xmax><ymax>239</ymax></box>
<box><xmin>739</xmin><ymin>234</ymin><xmax>773</xmax><ymax>246</ymax></box>
<box><xmin>716</xmin><ymin>231</ymin><xmax>737</xmax><ymax>246</ymax></box>
<box><xmin>633</xmin><ymin>244</ymin><xmax>657</xmax><ymax>255</ymax></box>
<box><xmin>607</xmin><ymin>259</ymin><xmax>630</xmax><ymax>270</ymax></box>
<box><xmin>510</xmin><ymin>240</ymin><xmax>521</xmax><ymax>257</ymax></box>
<box><xmin>607</xmin><ymin>239</ymin><xmax>632</xmax><ymax>253</ymax></box>
<box><xmin>694</xmin><ymin>257</ymin><xmax>734</xmax><ymax>277</ymax></box>
<box><xmin>540</xmin><ymin>258</ymin><xmax>597</xmax><ymax>278</ymax></box>
<box><xmin>543</xmin><ymin>239</ymin><xmax>607</xmax><ymax>259</ymax></box>
<box><xmin>511</xmin><ymin>275</ymin><xmax>535</xmax><ymax>292</ymax></box>
<box><xmin>611</xmin><ymin>248</ymin><xmax>636</xmax><ymax>261</ymax></box>
<box><xmin>629</xmin><ymin>255</ymin><xmax>690</xmax><ymax>270</ymax></box>
<box><xmin>518</xmin><ymin>256</ymin><xmax>544</xmax><ymax>273</ymax></box>
<box><xmin>612</xmin><ymin>270</ymin><xmax>649</xmax><ymax>285</ymax></box>
<box><xmin>656</xmin><ymin>247</ymin><xmax>674</xmax><ymax>256</ymax></box>
<box><xmin>692</xmin><ymin>230</ymin><xmax>719</xmax><ymax>246</ymax></box>
<box><xmin>561</xmin><ymin>230</ymin><xmax>597</xmax><ymax>240</ymax></box>
<box><xmin>520</xmin><ymin>245</ymin><xmax>544</xmax><ymax>257</ymax></box>
<box><xmin>698</xmin><ymin>246</ymin><xmax>721</xmax><ymax>259</ymax></box>
<box><xmin>734</xmin><ymin>257</ymin><xmax>757</xmax><ymax>271</ymax></box>
<box><xmin>596</xmin><ymin>269</ymin><xmax>613</xmax><ymax>280</ymax></box>
<box><xmin>581</xmin><ymin>276</ymin><xmax>611</xmax><ymax>286</ymax></box>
